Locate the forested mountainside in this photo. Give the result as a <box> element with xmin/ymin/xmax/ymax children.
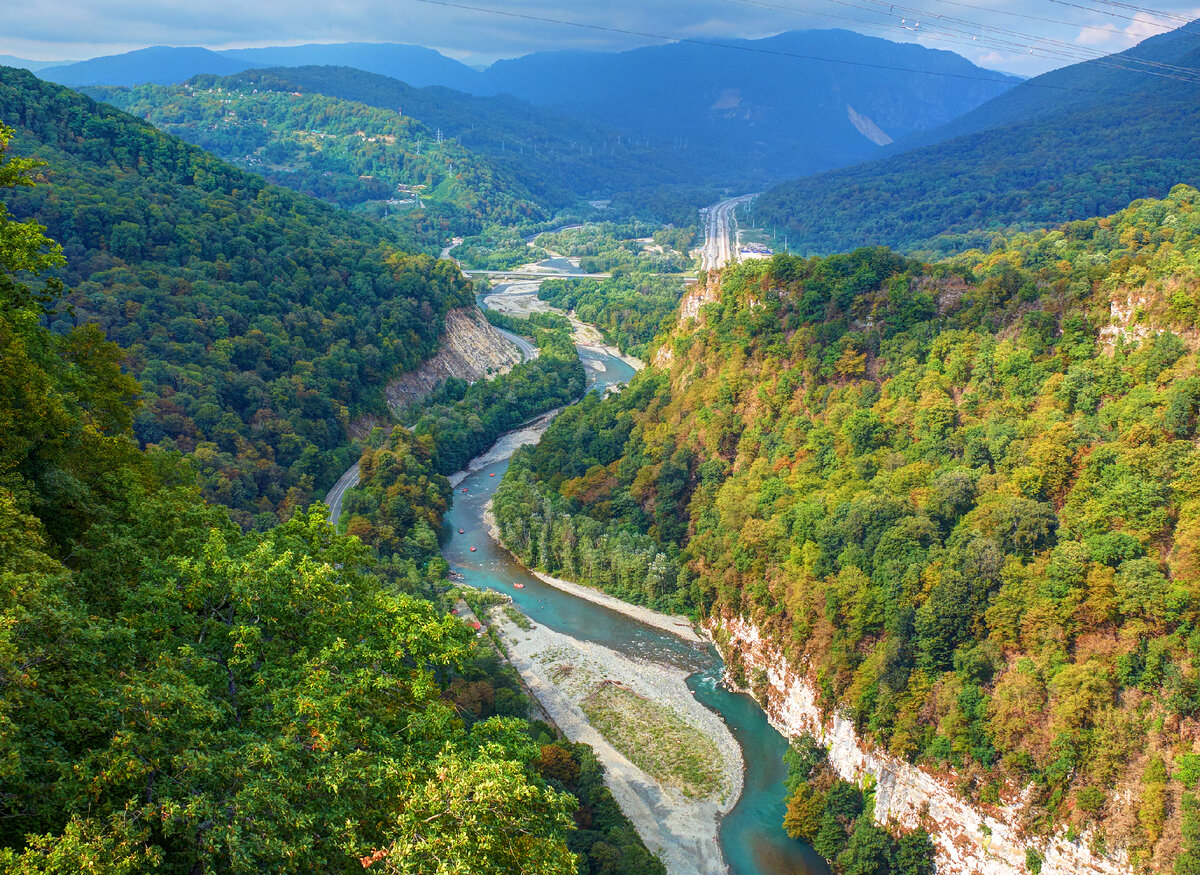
<box><xmin>476</xmin><ymin>29</ymin><xmax>1017</xmax><ymax>182</ymax></box>
<box><xmin>178</xmin><ymin>66</ymin><xmax>704</xmax><ymax>211</ymax></box>
<box><xmin>87</xmin><ymin>70</ymin><xmax>546</xmax><ymax>229</ymax></box>
<box><xmin>36</xmin><ymin>31</ymin><xmax>1017</xmax><ymax>187</ymax></box>
<box><xmin>0</xmin><ymin>66</ymin><xmax>478</xmax><ymax>528</ymax></box>
<box><xmin>750</xmin><ymin>21</ymin><xmax>1200</xmax><ymax>256</ymax></box>
<box><xmin>0</xmin><ymin>123</ymin><xmax>535</xmax><ymax>874</ymax></box>
<box><xmin>341</xmin><ymin>316</ymin><xmax>585</xmax><ymax>562</ymax></box>
<box><xmin>0</xmin><ymin>121</ymin><xmax>661</xmax><ymax>875</ymax></box>
<box><xmin>495</xmin><ymin>186</ymin><xmax>1200</xmax><ymax>871</ymax></box>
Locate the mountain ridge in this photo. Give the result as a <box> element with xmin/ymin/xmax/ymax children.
<box><xmin>37</xmin><ymin>31</ymin><xmax>1019</xmax><ymax>184</ymax></box>
<box><xmin>750</xmin><ymin>19</ymin><xmax>1200</xmax><ymax>255</ymax></box>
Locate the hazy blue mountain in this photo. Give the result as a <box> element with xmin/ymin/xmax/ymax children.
<box><xmin>37</xmin><ymin>42</ymin><xmax>483</xmax><ymax>91</ymax></box>
<box><xmin>475</xmin><ymin>29</ymin><xmax>1019</xmax><ymax>180</ymax></box>
<box><xmin>0</xmin><ymin>54</ymin><xmax>72</xmax><ymax>72</ymax></box>
<box><xmin>86</xmin><ymin>65</ymin><xmax>704</xmax><ymax>221</ymax></box>
<box><xmin>889</xmin><ymin>20</ymin><xmax>1200</xmax><ymax>153</ymax></box>
<box><xmin>223</xmin><ymin>43</ymin><xmax>483</xmax><ymax>92</ymax></box>
<box><xmin>750</xmin><ymin>20</ymin><xmax>1200</xmax><ymax>256</ymax></box>
<box><xmin>35</xmin><ymin>31</ymin><xmax>1017</xmax><ymax>184</ymax></box>
<box><xmin>39</xmin><ymin>46</ymin><xmax>253</xmax><ymax>86</ymax></box>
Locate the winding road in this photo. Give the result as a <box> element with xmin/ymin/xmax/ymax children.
<box><xmin>324</xmin><ymin>462</ymin><xmax>360</xmax><ymax>527</ymax></box>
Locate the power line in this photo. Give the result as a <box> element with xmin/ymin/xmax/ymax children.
<box><xmin>929</xmin><ymin>0</ymin><xmax>1200</xmax><ymax>38</ymax></box>
<box><xmin>718</xmin><ymin>0</ymin><xmax>1200</xmax><ymax>82</ymax></box>
<box><xmin>827</xmin><ymin>0</ymin><xmax>1200</xmax><ymax>79</ymax></box>
<box><xmin>1045</xmin><ymin>0</ymin><xmax>1200</xmax><ymax>33</ymax></box>
<box><xmin>1084</xmin><ymin>0</ymin><xmax>1198</xmax><ymax>25</ymax></box>
<box><xmin>410</xmin><ymin>0</ymin><xmax>1105</xmax><ymax>92</ymax></box>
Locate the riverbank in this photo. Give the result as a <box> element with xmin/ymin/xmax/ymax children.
<box><xmin>481</xmin><ymin>501</ymin><xmax>702</xmax><ymax>643</ymax></box>
<box><xmin>447</xmin><ymin>407</ymin><xmax>563</xmax><ymax>487</ymax></box>
<box><xmin>482</xmin><ymin>282</ymin><xmax>645</xmax><ymax>374</ymax></box>
<box><xmin>488</xmin><ymin>607</ymin><xmax>743</xmax><ymax>875</ymax></box>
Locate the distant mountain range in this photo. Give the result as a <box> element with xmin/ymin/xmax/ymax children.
<box><xmin>38</xmin><ymin>31</ymin><xmax>1018</xmax><ymax>183</ymax></box>
<box><xmin>751</xmin><ymin>20</ymin><xmax>1200</xmax><ymax>255</ymax></box>
<box><xmin>0</xmin><ymin>54</ymin><xmax>73</xmax><ymax>72</ymax></box>
<box><xmin>84</xmin><ymin>65</ymin><xmax>706</xmax><ymax>224</ymax></box>
<box><xmin>38</xmin><ymin>43</ymin><xmax>482</xmax><ymax>91</ymax></box>
<box><xmin>475</xmin><ymin>30</ymin><xmax>1018</xmax><ymax>180</ymax></box>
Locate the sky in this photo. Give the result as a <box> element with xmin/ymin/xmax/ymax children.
<box><xmin>4</xmin><ymin>0</ymin><xmax>1200</xmax><ymax>76</ymax></box>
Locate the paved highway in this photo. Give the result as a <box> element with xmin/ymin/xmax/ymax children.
<box><xmin>701</xmin><ymin>193</ymin><xmax>758</xmax><ymax>272</ymax></box>
<box><xmin>463</xmin><ymin>269</ymin><xmax>611</xmax><ymax>280</ymax></box>
<box><xmin>496</xmin><ymin>326</ymin><xmax>537</xmax><ymax>359</ymax></box>
<box><xmin>325</xmin><ymin>462</ymin><xmax>361</xmax><ymax>526</ymax></box>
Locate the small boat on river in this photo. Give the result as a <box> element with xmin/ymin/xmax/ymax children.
<box><xmin>458</xmin><ymin>528</ymin><xmax>464</xmax><ymax>534</ymax></box>
<box><xmin>513</xmin><ymin>583</ymin><xmax>525</xmax><ymax>589</ymax></box>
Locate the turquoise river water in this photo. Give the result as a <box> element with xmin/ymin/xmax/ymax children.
<box><xmin>440</xmin><ymin>336</ymin><xmax>830</xmax><ymax>875</ymax></box>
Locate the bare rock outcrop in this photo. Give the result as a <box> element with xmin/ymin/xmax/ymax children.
<box><xmin>711</xmin><ymin>616</ymin><xmax>1130</xmax><ymax>875</ymax></box>
<box><xmin>384</xmin><ymin>307</ymin><xmax>522</xmax><ymax>412</ymax></box>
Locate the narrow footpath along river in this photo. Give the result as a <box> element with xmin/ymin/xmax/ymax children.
<box><xmin>441</xmin><ymin>338</ymin><xmax>830</xmax><ymax>875</ymax></box>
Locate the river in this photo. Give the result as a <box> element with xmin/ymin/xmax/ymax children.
<box><xmin>441</xmin><ymin>316</ymin><xmax>829</xmax><ymax>875</ymax></box>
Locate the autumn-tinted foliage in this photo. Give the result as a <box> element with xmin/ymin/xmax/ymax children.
<box><xmin>496</xmin><ymin>186</ymin><xmax>1200</xmax><ymax>869</ymax></box>
<box><xmin>338</xmin><ymin>319</ymin><xmax>585</xmax><ymax>560</ymax></box>
<box><xmin>0</xmin><ymin>125</ymin><xmax>585</xmax><ymax>874</ymax></box>
<box><xmin>1</xmin><ymin>66</ymin><xmax>476</xmax><ymax>527</ymax></box>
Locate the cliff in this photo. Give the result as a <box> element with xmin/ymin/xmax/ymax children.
<box><xmin>384</xmin><ymin>307</ymin><xmax>522</xmax><ymax>411</ymax></box>
<box><xmin>711</xmin><ymin>616</ymin><xmax>1131</xmax><ymax>875</ymax></box>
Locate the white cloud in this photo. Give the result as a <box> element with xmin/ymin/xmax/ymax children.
<box><xmin>1</xmin><ymin>0</ymin><xmax>1198</xmax><ymax>71</ymax></box>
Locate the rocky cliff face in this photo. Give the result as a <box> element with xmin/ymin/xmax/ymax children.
<box><xmin>711</xmin><ymin>616</ymin><xmax>1130</xmax><ymax>875</ymax></box>
<box><xmin>384</xmin><ymin>307</ymin><xmax>522</xmax><ymax>411</ymax></box>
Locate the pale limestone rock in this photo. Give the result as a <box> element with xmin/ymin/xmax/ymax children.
<box><xmin>384</xmin><ymin>307</ymin><xmax>522</xmax><ymax>411</ymax></box>
<box><xmin>711</xmin><ymin>617</ymin><xmax>1130</xmax><ymax>875</ymax></box>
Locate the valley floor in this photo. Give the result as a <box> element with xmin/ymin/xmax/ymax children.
<box><xmin>486</xmin><ymin>605</ymin><xmax>743</xmax><ymax>875</ymax></box>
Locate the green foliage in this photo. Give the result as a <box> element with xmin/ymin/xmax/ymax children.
<box><xmin>452</xmin><ymin>227</ymin><xmax>544</xmax><ymax>270</ymax></box>
<box><xmin>91</xmin><ymin>70</ymin><xmax>543</xmax><ymax>233</ymax></box>
<box><xmin>539</xmin><ymin>272</ymin><xmax>686</xmax><ymax>359</ymax></box>
<box><xmin>341</xmin><ymin>325</ymin><xmax>585</xmax><ymax>560</ymax></box>
<box><xmin>1026</xmin><ymin>847</ymin><xmax>1044</xmax><ymax>874</ymax></box>
<box><xmin>0</xmin><ymin>117</ymin><xmax>666</xmax><ymax>875</ymax></box>
<box><xmin>185</xmin><ymin>66</ymin><xmax>701</xmax><ymax>217</ymax></box>
<box><xmin>1</xmin><ymin>67</ymin><xmax>478</xmax><ymax>527</ymax></box>
<box><xmin>495</xmin><ymin>187</ymin><xmax>1200</xmax><ymax>858</ymax></box>
<box><xmin>781</xmin><ymin>738</ymin><xmax>934</xmax><ymax>875</ymax></box>
<box><xmin>483</xmin><ymin>307</ymin><xmax>571</xmax><ymax>334</ymax></box>
<box><xmin>411</xmin><ymin>325</ymin><xmax>585</xmax><ymax>476</ymax></box>
<box><xmin>492</xmin><ymin>372</ymin><xmax>690</xmax><ymax>613</ymax></box>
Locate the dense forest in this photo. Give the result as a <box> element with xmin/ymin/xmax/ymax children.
<box><xmin>340</xmin><ymin>320</ymin><xmax>586</xmax><ymax>559</ymax></box>
<box><xmin>0</xmin><ymin>66</ymin><xmax>483</xmax><ymax>528</ymax></box>
<box><xmin>527</xmin><ymin>222</ymin><xmax>694</xmax><ymax>358</ymax></box>
<box><xmin>0</xmin><ymin>122</ymin><xmax>544</xmax><ymax>873</ymax></box>
<box><xmin>203</xmin><ymin>66</ymin><xmax>703</xmax><ymax>211</ymax></box>
<box><xmin>494</xmin><ymin>186</ymin><xmax>1200</xmax><ymax>871</ymax></box>
<box><xmin>88</xmin><ymin>72</ymin><xmax>546</xmax><ymax>234</ymax></box>
<box><xmin>782</xmin><ymin>738</ymin><xmax>935</xmax><ymax>875</ymax></box>
<box><xmin>0</xmin><ymin>116</ymin><xmax>661</xmax><ymax>875</ymax></box>
<box><xmin>538</xmin><ymin>275</ymin><xmax>685</xmax><ymax>360</ymax></box>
